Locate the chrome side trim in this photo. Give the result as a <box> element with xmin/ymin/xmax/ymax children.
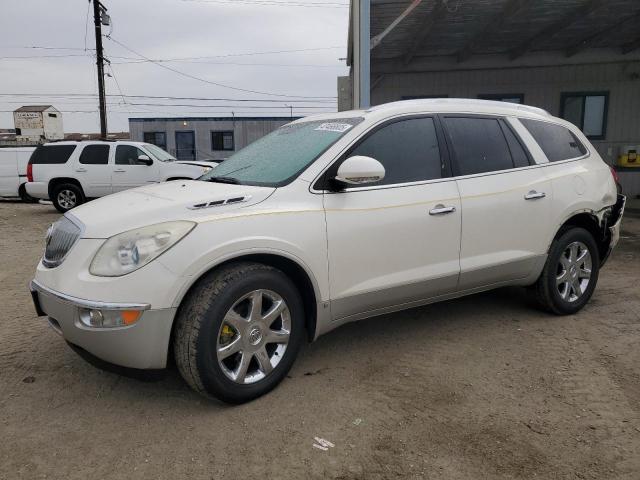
<box><xmin>30</xmin><ymin>280</ymin><xmax>150</xmax><ymax>311</ymax></box>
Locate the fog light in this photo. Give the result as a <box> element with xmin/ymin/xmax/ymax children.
<box><xmin>79</xmin><ymin>308</ymin><xmax>142</xmax><ymax>328</ymax></box>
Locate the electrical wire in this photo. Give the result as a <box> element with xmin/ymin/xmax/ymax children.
<box><xmin>0</xmin><ymin>93</ymin><xmax>336</xmax><ymax>103</ymax></box>
<box><xmin>180</xmin><ymin>0</ymin><xmax>348</xmax><ymax>8</ymax></box>
<box><xmin>105</xmin><ymin>35</ymin><xmax>337</xmax><ymax>99</ymax></box>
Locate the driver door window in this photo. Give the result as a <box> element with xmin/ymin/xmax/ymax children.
<box><xmin>339</xmin><ymin>117</ymin><xmax>444</xmax><ymax>187</ymax></box>
<box><xmin>112</xmin><ymin>145</ymin><xmax>158</xmax><ymax>192</ymax></box>
<box><xmin>115</xmin><ymin>145</ymin><xmax>148</xmax><ymax>166</ymax></box>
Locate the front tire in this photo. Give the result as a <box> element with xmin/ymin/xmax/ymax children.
<box><xmin>174</xmin><ymin>263</ymin><xmax>304</xmax><ymax>403</ymax></box>
<box><xmin>52</xmin><ymin>183</ymin><xmax>84</xmax><ymax>213</ymax></box>
<box><xmin>535</xmin><ymin>227</ymin><xmax>600</xmax><ymax>315</ymax></box>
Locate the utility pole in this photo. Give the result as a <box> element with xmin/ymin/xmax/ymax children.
<box><xmin>286</xmin><ymin>104</ymin><xmax>293</xmax><ymax>119</ymax></box>
<box><xmin>92</xmin><ymin>0</ymin><xmax>108</xmax><ymax>137</ymax></box>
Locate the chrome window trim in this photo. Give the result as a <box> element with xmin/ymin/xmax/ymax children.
<box><xmin>30</xmin><ymin>280</ymin><xmax>151</xmax><ymax>311</ymax></box>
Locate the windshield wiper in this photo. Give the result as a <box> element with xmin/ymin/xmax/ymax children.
<box><xmin>206</xmin><ymin>176</ymin><xmax>241</xmax><ymax>184</ymax></box>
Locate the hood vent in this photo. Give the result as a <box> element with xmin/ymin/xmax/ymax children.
<box><xmin>188</xmin><ymin>195</ymin><xmax>252</xmax><ymax>210</ymax></box>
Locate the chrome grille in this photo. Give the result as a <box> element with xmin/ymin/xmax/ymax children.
<box><xmin>42</xmin><ymin>216</ymin><xmax>81</xmax><ymax>268</ymax></box>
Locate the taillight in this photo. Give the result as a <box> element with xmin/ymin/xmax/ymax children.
<box><xmin>27</xmin><ymin>163</ymin><xmax>33</xmax><ymax>182</ymax></box>
<box><xmin>609</xmin><ymin>166</ymin><xmax>619</xmax><ymax>184</ymax></box>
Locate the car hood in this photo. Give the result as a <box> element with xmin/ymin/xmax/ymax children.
<box><xmin>69</xmin><ymin>180</ymin><xmax>275</xmax><ymax>239</ymax></box>
<box><xmin>177</xmin><ymin>160</ymin><xmax>219</xmax><ymax>168</ymax></box>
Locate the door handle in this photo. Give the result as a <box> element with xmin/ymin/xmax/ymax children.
<box><xmin>429</xmin><ymin>204</ymin><xmax>456</xmax><ymax>215</ymax></box>
<box><xmin>524</xmin><ymin>190</ymin><xmax>546</xmax><ymax>200</ymax></box>
<box><xmin>113</xmin><ymin>169</ymin><xmax>126</xmax><ymax>173</ymax></box>
<box><xmin>75</xmin><ymin>168</ymin><xmax>87</xmax><ymax>173</ymax></box>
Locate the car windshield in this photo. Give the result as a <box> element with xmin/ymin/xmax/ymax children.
<box><xmin>144</xmin><ymin>143</ymin><xmax>176</xmax><ymax>162</ymax></box>
<box><xmin>199</xmin><ymin>117</ymin><xmax>363</xmax><ymax>187</ymax></box>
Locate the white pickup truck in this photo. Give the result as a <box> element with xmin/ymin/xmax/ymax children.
<box><xmin>0</xmin><ymin>146</ymin><xmax>37</xmax><ymax>202</ymax></box>
<box><xmin>26</xmin><ymin>141</ymin><xmax>217</xmax><ymax>212</ymax></box>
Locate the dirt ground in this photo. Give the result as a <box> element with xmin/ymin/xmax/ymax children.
<box><xmin>1</xmin><ymin>200</ymin><xmax>639</xmax><ymax>480</ymax></box>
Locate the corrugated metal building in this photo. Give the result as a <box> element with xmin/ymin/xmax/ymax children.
<box><xmin>341</xmin><ymin>0</ymin><xmax>640</xmax><ymax>195</ymax></box>
<box><xmin>129</xmin><ymin>117</ymin><xmax>295</xmax><ymax>161</ymax></box>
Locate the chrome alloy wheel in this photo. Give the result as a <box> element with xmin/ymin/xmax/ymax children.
<box><xmin>216</xmin><ymin>289</ymin><xmax>291</xmax><ymax>384</ymax></box>
<box><xmin>57</xmin><ymin>189</ymin><xmax>77</xmax><ymax>210</ymax></box>
<box><xmin>556</xmin><ymin>241</ymin><xmax>592</xmax><ymax>303</ymax></box>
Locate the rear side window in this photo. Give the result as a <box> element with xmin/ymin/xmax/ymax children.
<box><xmin>443</xmin><ymin>117</ymin><xmax>514</xmax><ymax>175</ymax></box>
<box><xmin>116</xmin><ymin>145</ymin><xmax>147</xmax><ymax>165</ymax></box>
<box><xmin>79</xmin><ymin>145</ymin><xmax>110</xmax><ymax>165</ymax></box>
<box><xmin>344</xmin><ymin>117</ymin><xmax>443</xmax><ymax>186</ymax></box>
<box><xmin>520</xmin><ymin>119</ymin><xmax>587</xmax><ymax>161</ymax></box>
<box><xmin>28</xmin><ymin>145</ymin><xmax>76</xmax><ymax>164</ymax></box>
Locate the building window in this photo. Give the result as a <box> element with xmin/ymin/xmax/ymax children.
<box><xmin>478</xmin><ymin>94</ymin><xmax>524</xmax><ymax>104</ymax></box>
<box><xmin>143</xmin><ymin>131</ymin><xmax>167</xmax><ymax>150</ymax></box>
<box><xmin>48</xmin><ymin>113</ymin><xmax>58</xmax><ymax>118</ymax></box>
<box><xmin>560</xmin><ymin>92</ymin><xmax>608</xmax><ymax>140</ymax></box>
<box><xmin>212</xmin><ymin>131</ymin><xmax>234</xmax><ymax>151</ymax></box>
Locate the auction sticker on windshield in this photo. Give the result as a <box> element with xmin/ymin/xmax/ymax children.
<box><xmin>314</xmin><ymin>123</ymin><xmax>353</xmax><ymax>133</ymax></box>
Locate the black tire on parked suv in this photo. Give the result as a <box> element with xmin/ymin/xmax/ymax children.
<box><xmin>52</xmin><ymin>183</ymin><xmax>85</xmax><ymax>213</ymax></box>
<box><xmin>174</xmin><ymin>262</ymin><xmax>305</xmax><ymax>404</ymax></box>
<box><xmin>535</xmin><ymin>227</ymin><xmax>600</xmax><ymax>315</ymax></box>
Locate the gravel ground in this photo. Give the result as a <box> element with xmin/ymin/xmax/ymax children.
<box><xmin>1</xmin><ymin>200</ymin><xmax>639</xmax><ymax>480</ymax></box>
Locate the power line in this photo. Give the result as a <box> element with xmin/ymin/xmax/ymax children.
<box><xmin>105</xmin><ymin>35</ymin><xmax>337</xmax><ymax>99</ymax></box>
<box><xmin>108</xmin><ymin>45</ymin><xmax>345</xmax><ymax>62</ymax></box>
<box><xmin>112</xmin><ymin>59</ymin><xmax>344</xmax><ymax>68</ymax></box>
<box><xmin>180</xmin><ymin>0</ymin><xmax>348</xmax><ymax>7</ymax></box>
<box><xmin>0</xmin><ymin>45</ymin><xmax>95</xmax><ymax>51</ymax></box>
<box><xmin>0</xmin><ymin>93</ymin><xmax>336</xmax><ymax>104</ymax></box>
<box><xmin>0</xmin><ymin>54</ymin><xmax>94</xmax><ymax>60</ymax></box>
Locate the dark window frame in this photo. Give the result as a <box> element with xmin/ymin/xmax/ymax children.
<box><xmin>115</xmin><ymin>144</ymin><xmax>149</xmax><ymax>166</ymax></box>
<box><xmin>477</xmin><ymin>93</ymin><xmax>525</xmax><ymax>104</ymax></box>
<box><xmin>439</xmin><ymin>114</ymin><xmax>534</xmax><ymax>178</ymax></box>
<box><xmin>211</xmin><ymin>130</ymin><xmax>235</xmax><ymax>151</ymax></box>
<box><xmin>143</xmin><ymin>131</ymin><xmax>167</xmax><ymax>150</ymax></box>
<box><xmin>79</xmin><ymin>144</ymin><xmax>110</xmax><ymax>165</ymax></box>
<box><xmin>520</xmin><ymin>118</ymin><xmax>588</xmax><ymax>162</ymax></box>
<box><xmin>559</xmin><ymin>91</ymin><xmax>609</xmax><ymax>140</ymax></box>
<box><xmin>27</xmin><ymin>144</ymin><xmax>76</xmax><ymax>165</ymax></box>
<box><xmin>314</xmin><ymin>114</ymin><xmax>452</xmax><ymax>192</ymax></box>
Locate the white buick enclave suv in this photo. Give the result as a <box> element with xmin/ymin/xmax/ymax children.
<box><xmin>30</xmin><ymin>99</ymin><xmax>625</xmax><ymax>403</ymax></box>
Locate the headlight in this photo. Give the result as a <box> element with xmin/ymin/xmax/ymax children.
<box><xmin>89</xmin><ymin>221</ymin><xmax>195</xmax><ymax>277</ymax></box>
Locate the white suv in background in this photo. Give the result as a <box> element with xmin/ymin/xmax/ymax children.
<box><xmin>25</xmin><ymin>141</ymin><xmax>216</xmax><ymax>212</ymax></box>
<box><xmin>30</xmin><ymin>99</ymin><xmax>625</xmax><ymax>403</ymax></box>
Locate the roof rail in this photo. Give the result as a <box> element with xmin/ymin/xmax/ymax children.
<box><xmin>369</xmin><ymin>98</ymin><xmax>551</xmax><ymax>117</ymax></box>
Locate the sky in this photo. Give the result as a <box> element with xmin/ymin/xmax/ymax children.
<box><xmin>0</xmin><ymin>0</ymin><xmax>350</xmax><ymax>133</ymax></box>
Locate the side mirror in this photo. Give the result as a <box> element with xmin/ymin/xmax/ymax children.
<box><xmin>335</xmin><ymin>155</ymin><xmax>385</xmax><ymax>186</ymax></box>
<box><xmin>137</xmin><ymin>154</ymin><xmax>153</xmax><ymax>166</ymax></box>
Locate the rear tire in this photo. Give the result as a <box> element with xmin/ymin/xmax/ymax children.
<box><xmin>174</xmin><ymin>262</ymin><xmax>304</xmax><ymax>403</ymax></box>
<box><xmin>52</xmin><ymin>183</ymin><xmax>84</xmax><ymax>213</ymax></box>
<box><xmin>535</xmin><ymin>227</ymin><xmax>600</xmax><ymax>315</ymax></box>
<box><xmin>18</xmin><ymin>184</ymin><xmax>38</xmax><ymax>203</ymax></box>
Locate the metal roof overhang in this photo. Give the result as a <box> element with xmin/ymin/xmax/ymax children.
<box><xmin>348</xmin><ymin>0</ymin><xmax>640</xmax><ymax>108</ymax></box>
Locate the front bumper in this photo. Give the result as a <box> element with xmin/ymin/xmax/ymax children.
<box><xmin>30</xmin><ymin>280</ymin><xmax>176</xmax><ymax>369</ymax></box>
